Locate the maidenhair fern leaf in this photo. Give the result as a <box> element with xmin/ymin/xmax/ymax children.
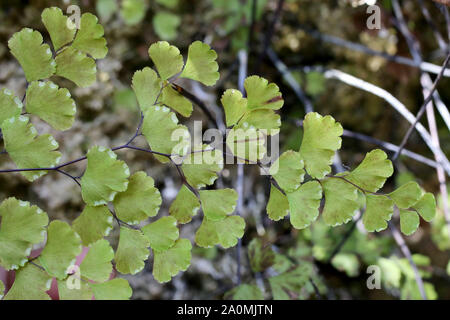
<box><xmin>226</xmin><ymin>128</ymin><xmax>267</xmax><ymax>163</ymax></box>
<box><xmin>266</xmin><ymin>186</ymin><xmax>289</xmax><ymax>221</ymax></box>
<box><xmin>363</xmin><ymin>194</ymin><xmax>394</xmax><ymax>232</ymax></box>
<box><xmin>346</xmin><ymin>149</ymin><xmax>393</xmax><ymax>192</ymax></box>
<box><xmin>58</xmin><ymin>280</ymin><xmax>93</xmax><ymax>300</ymax></box>
<box><xmin>0</xmin><ymin>279</ymin><xmax>4</xmax><ymax>299</ymax></box>
<box><xmin>25</xmin><ymin>81</ymin><xmax>76</xmax><ymax>131</ymax></box>
<box><xmin>89</xmin><ymin>278</ymin><xmax>132</xmax><ymax>300</ymax></box>
<box><xmin>269</xmin><ymin>150</ymin><xmax>305</xmax><ymax>192</ymax></box>
<box><xmin>389</xmin><ymin>181</ymin><xmax>422</xmax><ymax>209</ymax></box>
<box><xmin>39</xmin><ymin>221</ymin><xmax>82</xmax><ymax>280</ymax></box>
<box><xmin>72</xmin><ymin>205</ymin><xmax>113</xmax><ymax>246</ymax></box>
<box><xmin>142</xmin><ymin>105</ymin><xmax>190</xmax><ymax>163</ymax></box>
<box><xmin>299</xmin><ymin>112</ymin><xmax>343</xmax><ymax>179</ymax></box>
<box><xmin>152</xmin><ymin>238</ymin><xmax>192</xmax><ymax>283</ymax></box>
<box><xmin>235</xmin><ymin>109</ymin><xmax>281</xmax><ymax>132</ymax></box>
<box><xmin>221</xmin><ymin>89</ymin><xmax>247</xmax><ymax>127</ymax></box>
<box><xmin>286</xmin><ymin>181</ymin><xmax>322</xmax><ymax>229</ymax></box>
<box><xmin>400</xmin><ymin>209</ymin><xmax>420</xmax><ymax>236</ymax></box>
<box><xmin>3</xmin><ymin>116</ymin><xmax>61</xmax><ymax>182</ymax></box>
<box><xmin>412</xmin><ymin>193</ymin><xmax>436</xmax><ymax>222</ymax></box>
<box><xmin>244</xmin><ymin>75</ymin><xmax>283</xmax><ymax>110</ymax></box>
<box><xmin>199</xmin><ymin>189</ymin><xmax>237</xmax><ymax>221</ymax></box>
<box><xmin>72</xmin><ymin>13</ymin><xmax>108</xmax><ymax>59</ymax></box>
<box><xmin>248</xmin><ymin>238</ymin><xmax>276</xmax><ymax>273</ymax></box>
<box><xmin>182</xmin><ymin>146</ymin><xmax>223</xmax><ymax>188</ymax></box>
<box><xmin>4</xmin><ymin>264</ymin><xmax>52</xmax><ymax>300</ymax></box>
<box><xmin>322</xmin><ymin>177</ymin><xmax>360</xmax><ymax>226</ymax></box>
<box><xmin>55</xmin><ymin>47</ymin><xmax>96</xmax><ymax>87</ymax></box>
<box><xmin>8</xmin><ymin>28</ymin><xmax>55</xmax><ymax>82</ymax></box>
<box><xmin>169</xmin><ymin>185</ymin><xmax>201</xmax><ymax>224</ymax></box>
<box><xmin>226</xmin><ymin>284</ymin><xmax>264</xmax><ymax>300</ymax></box>
<box><xmin>269</xmin><ymin>264</ymin><xmax>312</xmax><ymax>300</ymax></box>
<box><xmin>153</xmin><ymin>12</ymin><xmax>181</xmax><ymax>41</ymax></box>
<box><xmin>195</xmin><ymin>216</ymin><xmax>245</xmax><ymax>248</ymax></box>
<box><xmin>131</xmin><ymin>67</ymin><xmax>162</xmax><ymax>111</ymax></box>
<box><xmin>120</xmin><ymin>0</ymin><xmax>147</xmax><ymax>26</ymax></box>
<box><xmin>160</xmin><ymin>85</ymin><xmax>193</xmax><ymax>117</ymax></box>
<box><xmin>81</xmin><ymin>146</ymin><xmax>130</xmax><ymax>206</ymax></box>
<box><xmin>114</xmin><ymin>227</ymin><xmax>149</xmax><ymax>275</ymax></box>
<box><xmin>142</xmin><ymin>216</ymin><xmax>179</xmax><ymax>252</ymax></box>
<box><xmin>148</xmin><ymin>41</ymin><xmax>184</xmax><ymax>80</ymax></box>
<box><xmin>0</xmin><ymin>198</ymin><xmax>48</xmax><ymax>270</ymax></box>
<box><xmin>0</xmin><ymin>88</ymin><xmax>22</xmax><ymax>127</ymax></box>
<box><xmin>80</xmin><ymin>239</ymin><xmax>114</xmax><ymax>282</ymax></box>
<box><xmin>113</xmin><ymin>172</ymin><xmax>161</xmax><ymax>224</ymax></box>
<box><xmin>41</xmin><ymin>7</ymin><xmax>76</xmax><ymax>51</ymax></box>
<box><xmin>180</xmin><ymin>41</ymin><xmax>219</xmax><ymax>86</ymax></box>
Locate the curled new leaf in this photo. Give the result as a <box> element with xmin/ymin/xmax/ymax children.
<box><xmin>0</xmin><ymin>198</ymin><xmax>48</xmax><ymax>270</ymax></box>
<box><xmin>39</xmin><ymin>220</ymin><xmax>82</xmax><ymax>280</ymax></box>
<box><xmin>0</xmin><ymin>88</ymin><xmax>22</xmax><ymax>129</ymax></box>
<box><xmin>3</xmin><ymin>116</ymin><xmax>61</xmax><ymax>182</ymax></box>
<box><xmin>8</xmin><ymin>28</ymin><xmax>55</xmax><ymax>82</ymax></box>
<box><xmin>72</xmin><ymin>13</ymin><xmax>108</xmax><ymax>59</ymax></box>
<box><xmin>148</xmin><ymin>41</ymin><xmax>184</xmax><ymax>80</ymax></box>
<box><xmin>152</xmin><ymin>238</ymin><xmax>192</xmax><ymax>283</ymax></box>
<box><xmin>142</xmin><ymin>216</ymin><xmax>179</xmax><ymax>252</ymax></box>
<box><xmin>114</xmin><ymin>227</ymin><xmax>150</xmax><ymax>275</ymax></box>
<box><xmin>180</xmin><ymin>41</ymin><xmax>219</xmax><ymax>86</ymax></box>
<box><xmin>199</xmin><ymin>189</ymin><xmax>237</xmax><ymax>221</ymax></box>
<box><xmin>81</xmin><ymin>147</ymin><xmax>130</xmax><ymax>206</ymax></box>
<box><xmin>26</xmin><ymin>81</ymin><xmax>76</xmax><ymax>131</ymax></box>
<box><xmin>41</xmin><ymin>7</ymin><xmax>76</xmax><ymax>51</ymax></box>
<box><xmin>299</xmin><ymin>112</ymin><xmax>343</xmax><ymax>179</ymax></box>
<box><xmin>55</xmin><ymin>47</ymin><xmax>97</xmax><ymax>87</ymax></box>
<box><xmin>287</xmin><ymin>181</ymin><xmax>322</xmax><ymax>229</ymax></box>
<box><xmin>72</xmin><ymin>205</ymin><xmax>113</xmax><ymax>246</ymax></box>
<box><xmin>113</xmin><ymin>172</ymin><xmax>162</xmax><ymax>224</ymax></box>
<box><xmin>169</xmin><ymin>185</ymin><xmax>201</xmax><ymax>224</ymax></box>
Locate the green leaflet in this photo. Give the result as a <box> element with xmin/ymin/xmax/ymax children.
<box><xmin>55</xmin><ymin>47</ymin><xmax>97</xmax><ymax>87</ymax></box>
<box><xmin>41</xmin><ymin>7</ymin><xmax>76</xmax><ymax>51</ymax></box>
<box><xmin>96</xmin><ymin>0</ymin><xmax>118</xmax><ymax>22</ymax></box>
<box><xmin>389</xmin><ymin>181</ymin><xmax>422</xmax><ymax>209</ymax></box>
<box><xmin>180</xmin><ymin>41</ymin><xmax>220</xmax><ymax>86</ymax></box>
<box><xmin>81</xmin><ymin>146</ymin><xmax>130</xmax><ymax>206</ymax></box>
<box><xmin>322</xmin><ymin>177</ymin><xmax>360</xmax><ymax>227</ymax></box>
<box><xmin>89</xmin><ymin>278</ymin><xmax>132</xmax><ymax>300</ymax></box>
<box><xmin>131</xmin><ymin>67</ymin><xmax>162</xmax><ymax>111</ymax></box>
<box><xmin>142</xmin><ymin>216</ymin><xmax>179</xmax><ymax>252</ymax></box>
<box><xmin>4</xmin><ymin>264</ymin><xmax>52</xmax><ymax>300</ymax></box>
<box><xmin>0</xmin><ymin>198</ymin><xmax>48</xmax><ymax>270</ymax></box>
<box><xmin>269</xmin><ymin>150</ymin><xmax>305</xmax><ymax>192</ymax></box>
<box><xmin>39</xmin><ymin>221</ymin><xmax>82</xmax><ymax>280</ymax></box>
<box><xmin>58</xmin><ymin>280</ymin><xmax>93</xmax><ymax>300</ymax></box>
<box><xmin>199</xmin><ymin>189</ymin><xmax>238</xmax><ymax>221</ymax></box>
<box><xmin>72</xmin><ymin>13</ymin><xmax>108</xmax><ymax>59</ymax></box>
<box><xmin>269</xmin><ymin>264</ymin><xmax>312</xmax><ymax>300</ymax></box>
<box><xmin>156</xmin><ymin>0</ymin><xmax>179</xmax><ymax>9</ymax></box>
<box><xmin>378</xmin><ymin>257</ymin><xmax>402</xmax><ymax>288</ymax></box>
<box><xmin>266</xmin><ymin>186</ymin><xmax>289</xmax><ymax>221</ymax></box>
<box><xmin>120</xmin><ymin>0</ymin><xmax>147</xmax><ymax>26</ymax></box>
<box><xmin>72</xmin><ymin>205</ymin><xmax>113</xmax><ymax>246</ymax></box>
<box><xmin>226</xmin><ymin>128</ymin><xmax>267</xmax><ymax>163</ymax></box>
<box><xmin>299</xmin><ymin>112</ymin><xmax>343</xmax><ymax>179</ymax></box>
<box><xmin>0</xmin><ymin>88</ymin><xmax>23</xmax><ymax>128</ymax></box>
<box><xmin>169</xmin><ymin>185</ymin><xmax>201</xmax><ymax>224</ymax></box>
<box><xmin>25</xmin><ymin>81</ymin><xmax>76</xmax><ymax>131</ymax></box>
<box><xmin>225</xmin><ymin>284</ymin><xmax>264</xmax><ymax>300</ymax></box>
<box><xmin>400</xmin><ymin>209</ymin><xmax>420</xmax><ymax>236</ymax></box>
<box><xmin>195</xmin><ymin>216</ymin><xmax>245</xmax><ymax>248</ymax></box>
<box><xmin>142</xmin><ymin>105</ymin><xmax>190</xmax><ymax>163</ymax></box>
<box><xmin>80</xmin><ymin>239</ymin><xmax>114</xmax><ymax>282</ymax></box>
<box><xmin>287</xmin><ymin>180</ymin><xmax>322</xmax><ymax>229</ymax></box>
<box><xmin>346</xmin><ymin>149</ymin><xmax>393</xmax><ymax>192</ymax></box>
<box><xmin>0</xmin><ymin>279</ymin><xmax>4</xmax><ymax>299</ymax></box>
<box><xmin>363</xmin><ymin>194</ymin><xmax>394</xmax><ymax>232</ymax></box>
<box><xmin>152</xmin><ymin>238</ymin><xmax>192</xmax><ymax>283</ymax></box>
<box><xmin>148</xmin><ymin>41</ymin><xmax>184</xmax><ymax>80</ymax></box>
<box><xmin>182</xmin><ymin>147</ymin><xmax>223</xmax><ymax>189</ymax></box>
<box><xmin>234</xmin><ymin>109</ymin><xmax>281</xmax><ymax>133</ymax></box>
<box><xmin>244</xmin><ymin>75</ymin><xmax>284</xmax><ymax>110</ymax></box>
<box><xmin>114</xmin><ymin>227</ymin><xmax>150</xmax><ymax>275</ymax></box>
<box><xmin>113</xmin><ymin>172</ymin><xmax>162</xmax><ymax>224</ymax></box>
<box><xmin>160</xmin><ymin>85</ymin><xmax>193</xmax><ymax>117</ymax></box>
<box><xmin>248</xmin><ymin>238</ymin><xmax>276</xmax><ymax>272</ymax></box>
<box><xmin>221</xmin><ymin>89</ymin><xmax>247</xmax><ymax>127</ymax></box>
<box><xmin>153</xmin><ymin>11</ymin><xmax>180</xmax><ymax>41</ymax></box>
<box><xmin>8</xmin><ymin>28</ymin><xmax>55</xmax><ymax>82</ymax></box>
<box><xmin>331</xmin><ymin>252</ymin><xmax>360</xmax><ymax>277</ymax></box>
<box><xmin>3</xmin><ymin>115</ymin><xmax>61</xmax><ymax>182</ymax></box>
<box><xmin>412</xmin><ymin>192</ymin><xmax>436</xmax><ymax>222</ymax></box>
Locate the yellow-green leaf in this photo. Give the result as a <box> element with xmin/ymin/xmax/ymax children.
<box><xmin>363</xmin><ymin>194</ymin><xmax>394</xmax><ymax>232</ymax></box>
<box><xmin>152</xmin><ymin>238</ymin><xmax>192</xmax><ymax>283</ymax></box>
<box><xmin>142</xmin><ymin>216</ymin><xmax>179</xmax><ymax>252</ymax></box>
<box><xmin>400</xmin><ymin>209</ymin><xmax>420</xmax><ymax>236</ymax></box>
<box><xmin>412</xmin><ymin>192</ymin><xmax>436</xmax><ymax>222</ymax></box>
<box><xmin>266</xmin><ymin>185</ymin><xmax>289</xmax><ymax>221</ymax></box>
<box><xmin>244</xmin><ymin>75</ymin><xmax>283</xmax><ymax>110</ymax></box>
<box><xmin>89</xmin><ymin>278</ymin><xmax>132</xmax><ymax>300</ymax></box>
<box><xmin>389</xmin><ymin>182</ymin><xmax>422</xmax><ymax>209</ymax></box>
<box><xmin>0</xmin><ymin>88</ymin><xmax>23</xmax><ymax>128</ymax></box>
<box><xmin>80</xmin><ymin>239</ymin><xmax>114</xmax><ymax>282</ymax></box>
<box><xmin>322</xmin><ymin>177</ymin><xmax>360</xmax><ymax>226</ymax></box>
<box><xmin>169</xmin><ymin>185</ymin><xmax>201</xmax><ymax>224</ymax></box>
<box><xmin>72</xmin><ymin>205</ymin><xmax>113</xmax><ymax>246</ymax></box>
<box><xmin>160</xmin><ymin>85</ymin><xmax>193</xmax><ymax>117</ymax></box>
<box><xmin>41</xmin><ymin>7</ymin><xmax>76</xmax><ymax>51</ymax></box>
<box><xmin>114</xmin><ymin>227</ymin><xmax>149</xmax><ymax>275</ymax></box>
<box><xmin>199</xmin><ymin>189</ymin><xmax>237</xmax><ymax>221</ymax></box>
<box><xmin>195</xmin><ymin>216</ymin><xmax>245</xmax><ymax>248</ymax></box>
<box><xmin>72</xmin><ymin>13</ymin><xmax>108</xmax><ymax>59</ymax></box>
<box><xmin>55</xmin><ymin>47</ymin><xmax>96</xmax><ymax>87</ymax></box>
<box><xmin>287</xmin><ymin>180</ymin><xmax>322</xmax><ymax>229</ymax></box>
<box><xmin>221</xmin><ymin>89</ymin><xmax>247</xmax><ymax>127</ymax></box>
<box><xmin>131</xmin><ymin>67</ymin><xmax>162</xmax><ymax>111</ymax></box>
<box><xmin>148</xmin><ymin>41</ymin><xmax>184</xmax><ymax>80</ymax></box>
<box><xmin>4</xmin><ymin>264</ymin><xmax>52</xmax><ymax>300</ymax></box>
<box><xmin>269</xmin><ymin>150</ymin><xmax>305</xmax><ymax>192</ymax></box>
<box><xmin>180</xmin><ymin>41</ymin><xmax>219</xmax><ymax>86</ymax></box>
